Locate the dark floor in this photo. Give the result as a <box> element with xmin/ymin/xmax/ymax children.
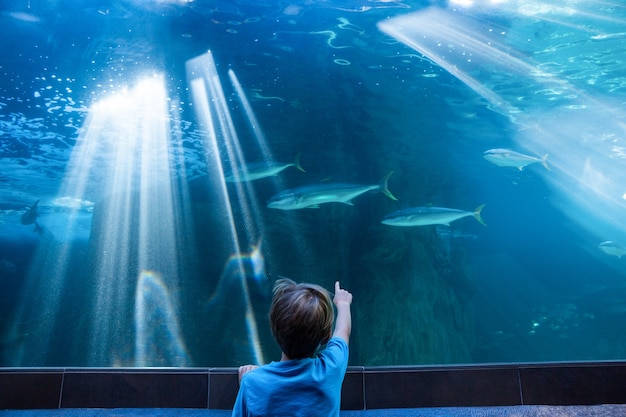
<box><xmin>3</xmin><ymin>363</ymin><xmax>626</xmax><ymax>415</ymax></box>
<box><xmin>2</xmin><ymin>406</ymin><xmax>626</xmax><ymax>417</ymax></box>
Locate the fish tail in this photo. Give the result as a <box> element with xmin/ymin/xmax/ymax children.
<box><xmin>379</xmin><ymin>171</ymin><xmax>398</xmax><ymax>201</ymax></box>
<box><xmin>541</xmin><ymin>154</ymin><xmax>551</xmax><ymax>171</ymax></box>
<box><xmin>473</xmin><ymin>204</ymin><xmax>487</xmax><ymax>226</ymax></box>
<box><xmin>294</xmin><ymin>152</ymin><xmax>306</xmax><ymax>172</ymax></box>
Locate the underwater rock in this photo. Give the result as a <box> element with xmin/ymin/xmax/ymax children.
<box><xmin>352</xmin><ymin>225</ymin><xmax>475</xmax><ymax>365</ymax></box>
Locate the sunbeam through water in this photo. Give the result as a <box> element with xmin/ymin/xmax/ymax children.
<box><xmin>12</xmin><ymin>74</ymin><xmax>194</xmax><ymax>366</ymax></box>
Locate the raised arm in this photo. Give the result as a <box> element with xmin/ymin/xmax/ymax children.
<box><xmin>332</xmin><ymin>281</ymin><xmax>353</xmax><ymax>345</ymax></box>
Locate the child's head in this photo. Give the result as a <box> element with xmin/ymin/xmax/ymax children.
<box><xmin>270</xmin><ymin>278</ymin><xmax>334</xmax><ymax>359</ymax></box>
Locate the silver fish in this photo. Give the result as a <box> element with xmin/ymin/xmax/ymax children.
<box><xmin>599</xmin><ymin>241</ymin><xmax>626</xmax><ymax>258</ymax></box>
<box><xmin>382</xmin><ymin>205</ymin><xmax>486</xmax><ymax>227</ymax></box>
<box><xmin>483</xmin><ymin>148</ymin><xmax>550</xmax><ymax>171</ymax></box>
<box><xmin>267</xmin><ymin>172</ymin><xmax>397</xmax><ymax>210</ymax></box>
<box><xmin>20</xmin><ymin>200</ymin><xmax>39</xmax><ymax>225</ymax></box>
<box><xmin>225</xmin><ymin>154</ymin><xmax>305</xmax><ymax>182</ymax></box>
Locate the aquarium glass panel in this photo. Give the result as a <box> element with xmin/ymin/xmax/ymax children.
<box><xmin>1</xmin><ymin>0</ymin><xmax>626</xmax><ymax>367</ymax></box>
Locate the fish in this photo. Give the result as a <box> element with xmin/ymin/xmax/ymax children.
<box><xmin>33</xmin><ymin>222</ymin><xmax>49</xmax><ymax>238</ymax></box>
<box><xmin>599</xmin><ymin>241</ymin><xmax>626</xmax><ymax>258</ymax></box>
<box><xmin>382</xmin><ymin>205</ymin><xmax>486</xmax><ymax>227</ymax></box>
<box><xmin>483</xmin><ymin>148</ymin><xmax>550</xmax><ymax>171</ymax></box>
<box><xmin>20</xmin><ymin>200</ymin><xmax>40</xmax><ymax>225</ymax></box>
<box><xmin>225</xmin><ymin>154</ymin><xmax>305</xmax><ymax>182</ymax></box>
<box><xmin>267</xmin><ymin>171</ymin><xmax>397</xmax><ymax>210</ymax></box>
<box><xmin>3</xmin><ymin>11</ymin><xmax>41</xmax><ymax>23</ymax></box>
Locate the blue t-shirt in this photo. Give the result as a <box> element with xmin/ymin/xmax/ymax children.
<box><xmin>231</xmin><ymin>337</ymin><xmax>349</xmax><ymax>417</ymax></box>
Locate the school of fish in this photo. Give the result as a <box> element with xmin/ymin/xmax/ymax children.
<box><xmin>20</xmin><ymin>147</ymin><xmax>617</xmax><ymax>257</ymax></box>
<box><xmin>219</xmin><ymin>148</ymin><xmax>557</xmax><ymax>230</ymax></box>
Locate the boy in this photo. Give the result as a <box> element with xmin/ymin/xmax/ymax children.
<box><xmin>232</xmin><ymin>279</ymin><xmax>353</xmax><ymax>417</ymax></box>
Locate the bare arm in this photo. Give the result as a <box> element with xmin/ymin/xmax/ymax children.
<box><xmin>238</xmin><ymin>364</ymin><xmax>259</xmax><ymax>385</ymax></box>
<box><xmin>332</xmin><ymin>281</ymin><xmax>353</xmax><ymax>345</ymax></box>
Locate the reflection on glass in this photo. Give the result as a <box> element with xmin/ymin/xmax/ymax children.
<box><xmin>135</xmin><ymin>270</ymin><xmax>189</xmax><ymax>367</ymax></box>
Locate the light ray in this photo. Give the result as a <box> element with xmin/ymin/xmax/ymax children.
<box><xmin>225</xmin><ymin>69</ymin><xmax>283</xmax><ymax>240</ymax></box>
<box><xmin>449</xmin><ymin>0</ymin><xmax>626</xmax><ymax>48</ymax></box>
<box><xmin>380</xmin><ymin>5</ymin><xmax>626</xmax><ymax>263</ymax></box>
<box><xmin>378</xmin><ymin>7</ymin><xmax>568</xmax><ymax>118</ymax></box>
<box><xmin>225</xmin><ymin>69</ymin><xmax>312</xmax><ymax>271</ymax></box>
<box><xmin>11</xmin><ymin>74</ymin><xmax>194</xmax><ymax>366</ymax></box>
<box><xmin>187</xmin><ymin>51</ymin><xmax>266</xmax><ymax>365</ymax></box>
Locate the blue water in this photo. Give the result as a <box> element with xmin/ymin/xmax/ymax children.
<box><xmin>1</xmin><ymin>0</ymin><xmax>626</xmax><ymax>367</ymax></box>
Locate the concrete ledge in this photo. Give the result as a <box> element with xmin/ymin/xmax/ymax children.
<box><xmin>1</xmin><ymin>362</ymin><xmax>626</xmax><ymax>410</ymax></box>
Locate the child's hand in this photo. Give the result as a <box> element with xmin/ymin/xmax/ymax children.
<box><xmin>238</xmin><ymin>364</ymin><xmax>259</xmax><ymax>385</ymax></box>
<box><xmin>333</xmin><ymin>281</ymin><xmax>352</xmax><ymax>307</ymax></box>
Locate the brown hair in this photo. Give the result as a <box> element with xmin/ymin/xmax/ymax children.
<box><xmin>269</xmin><ymin>278</ymin><xmax>334</xmax><ymax>359</ymax></box>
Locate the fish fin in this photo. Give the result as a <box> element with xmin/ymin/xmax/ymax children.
<box><xmin>541</xmin><ymin>154</ymin><xmax>551</xmax><ymax>171</ymax></box>
<box><xmin>379</xmin><ymin>171</ymin><xmax>398</xmax><ymax>201</ymax></box>
<box><xmin>294</xmin><ymin>153</ymin><xmax>306</xmax><ymax>173</ymax></box>
<box><xmin>473</xmin><ymin>204</ymin><xmax>487</xmax><ymax>226</ymax></box>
